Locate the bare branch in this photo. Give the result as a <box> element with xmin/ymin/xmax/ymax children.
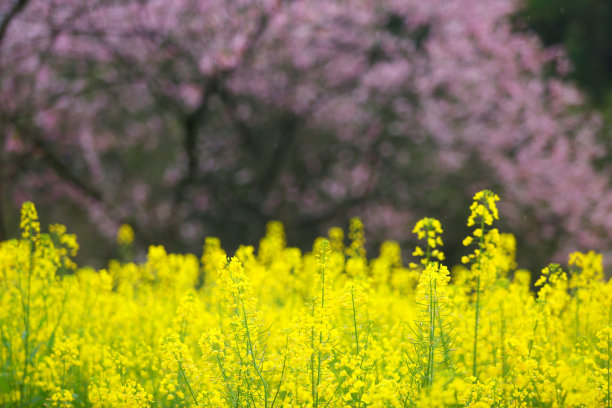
<box><xmin>216</xmin><ymin>84</ymin><xmax>260</xmax><ymax>155</ymax></box>
<box><xmin>297</xmin><ymin>193</ymin><xmax>374</xmax><ymax>228</ymax></box>
<box><xmin>32</xmin><ymin>137</ymin><xmax>103</xmax><ymax>202</ymax></box>
<box><xmin>257</xmin><ymin>113</ymin><xmax>303</xmax><ymax>197</ymax></box>
<box><xmin>0</xmin><ymin>0</ymin><xmax>30</xmax><ymax>50</ymax></box>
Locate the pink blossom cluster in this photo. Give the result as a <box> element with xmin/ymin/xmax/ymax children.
<box><xmin>1</xmin><ymin>0</ymin><xmax>610</xmax><ymax>263</ymax></box>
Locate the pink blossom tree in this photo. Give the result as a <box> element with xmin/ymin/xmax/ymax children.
<box><xmin>1</xmin><ymin>0</ymin><xmax>609</xmax><ymax>267</ymax></box>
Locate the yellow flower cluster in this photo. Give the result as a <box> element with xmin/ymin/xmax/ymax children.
<box><xmin>117</xmin><ymin>224</ymin><xmax>135</xmax><ymax>246</ymax></box>
<box><xmin>412</xmin><ymin>218</ymin><xmax>445</xmax><ymax>266</ymax></box>
<box><xmin>2</xmin><ymin>193</ymin><xmax>612</xmax><ymax>407</ymax></box>
<box><xmin>20</xmin><ymin>201</ymin><xmax>40</xmax><ymax>241</ymax></box>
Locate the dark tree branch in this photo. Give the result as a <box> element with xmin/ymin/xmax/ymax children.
<box><xmin>192</xmin><ymin>169</ymin><xmax>270</xmax><ymax>223</ymax></box>
<box><xmin>13</xmin><ymin>121</ymin><xmax>160</xmax><ymax>245</ymax></box>
<box><xmin>216</xmin><ymin>84</ymin><xmax>260</xmax><ymax>155</ymax></box>
<box><xmin>182</xmin><ymin>80</ymin><xmax>217</xmax><ymax>183</ymax></box>
<box><xmin>257</xmin><ymin>113</ymin><xmax>303</xmax><ymax>197</ymax></box>
<box><xmin>172</xmin><ymin>78</ymin><xmax>229</xmax><ymax>205</ymax></box>
<box><xmin>294</xmin><ymin>121</ymin><xmax>385</xmax><ymax>230</ymax></box>
<box><xmin>0</xmin><ymin>130</ymin><xmax>7</xmax><ymax>240</ymax></box>
<box><xmin>35</xmin><ymin>142</ymin><xmax>102</xmax><ymax>201</ymax></box>
<box><xmin>0</xmin><ymin>0</ymin><xmax>29</xmax><ymax>50</ymax></box>
<box><xmin>297</xmin><ymin>193</ymin><xmax>374</xmax><ymax>228</ymax></box>
<box><xmin>240</xmin><ymin>12</ymin><xmax>270</xmax><ymax>65</ymax></box>
<box><xmin>165</xmin><ymin>9</ymin><xmax>273</xmax><ymax>205</ymax></box>
<box><xmin>11</xmin><ymin>121</ymin><xmax>104</xmax><ymax>202</ymax></box>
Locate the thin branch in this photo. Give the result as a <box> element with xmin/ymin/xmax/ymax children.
<box><xmin>216</xmin><ymin>84</ymin><xmax>260</xmax><ymax>155</ymax></box>
<box><xmin>28</xmin><ymin>131</ymin><xmax>103</xmax><ymax>202</ymax></box>
<box><xmin>257</xmin><ymin>112</ymin><xmax>302</xmax><ymax>196</ymax></box>
<box><xmin>297</xmin><ymin>193</ymin><xmax>374</xmax><ymax>228</ymax></box>
<box><xmin>174</xmin><ymin>79</ymin><xmax>218</xmax><ymax>203</ymax></box>
<box><xmin>0</xmin><ymin>131</ymin><xmax>7</xmax><ymax>240</ymax></box>
<box><xmin>0</xmin><ymin>0</ymin><xmax>30</xmax><ymax>50</ymax></box>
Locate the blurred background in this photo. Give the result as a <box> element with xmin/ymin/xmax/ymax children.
<box><xmin>1</xmin><ymin>0</ymin><xmax>611</xmax><ymax>271</ymax></box>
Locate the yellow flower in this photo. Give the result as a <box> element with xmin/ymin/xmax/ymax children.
<box><xmin>20</xmin><ymin>201</ymin><xmax>40</xmax><ymax>241</ymax></box>
<box><xmin>117</xmin><ymin>224</ymin><xmax>135</xmax><ymax>245</ymax></box>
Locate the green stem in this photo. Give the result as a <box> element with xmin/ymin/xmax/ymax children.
<box><xmin>606</xmin><ymin>305</ymin><xmax>612</xmax><ymax>408</ymax></box>
<box><xmin>317</xmin><ymin>332</ymin><xmax>322</xmax><ymax>407</ymax></box>
<box><xmin>607</xmin><ymin>332</ymin><xmax>610</xmax><ymax>408</ymax></box>
<box><xmin>240</xmin><ymin>299</ymin><xmax>269</xmax><ymax>408</ymax></box>
<box><xmin>232</xmin><ymin>330</ymin><xmax>255</xmax><ymax>406</ymax></box>
<box><xmin>312</xmin><ymin>241</ymin><xmax>328</xmax><ymax>407</ymax></box>
<box><xmin>270</xmin><ymin>335</ymin><xmax>289</xmax><ymax>408</ymax></box>
<box><xmin>575</xmin><ymin>287</ymin><xmax>580</xmax><ymax>344</ymax></box>
<box><xmin>19</xmin><ymin>238</ymin><xmax>34</xmax><ymax>406</ymax></box>
<box><xmin>310</xmin><ymin>323</ymin><xmax>316</xmax><ymax>406</ymax></box>
<box><xmin>321</xmin><ymin>242</ymin><xmax>327</xmax><ymax>309</ymax></box>
<box><xmin>472</xmin><ymin>274</ymin><xmax>481</xmax><ymax>379</ymax></box>
<box><xmin>351</xmin><ymin>286</ymin><xmax>360</xmax><ymax>354</ymax></box>
<box><xmin>528</xmin><ymin>302</ymin><xmax>544</xmax><ymax>358</ymax></box>
<box><xmin>501</xmin><ymin>305</ymin><xmax>507</xmax><ymax>378</ymax></box>
<box><xmin>427</xmin><ymin>276</ymin><xmax>436</xmax><ymax>387</ymax></box>
<box><xmin>215</xmin><ymin>354</ymin><xmax>237</xmax><ymax>406</ymax></box>
<box><xmin>174</xmin><ymin>352</ymin><xmax>199</xmax><ymax>406</ymax></box>
<box><xmin>472</xmin><ymin>218</ymin><xmax>484</xmax><ymax>379</ymax></box>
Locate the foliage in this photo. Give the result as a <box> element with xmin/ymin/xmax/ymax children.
<box><xmin>2</xmin><ymin>193</ymin><xmax>612</xmax><ymax>406</ymax></box>
<box><xmin>519</xmin><ymin>0</ymin><xmax>612</xmax><ymax>107</ymax></box>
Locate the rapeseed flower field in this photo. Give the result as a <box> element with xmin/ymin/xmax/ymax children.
<box><xmin>2</xmin><ymin>191</ymin><xmax>611</xmax><ymax>407</ymax></box>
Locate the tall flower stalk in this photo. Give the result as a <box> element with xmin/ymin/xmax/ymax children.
<box><xmin>461</xmin><ymin>190</ymin><xmax>500</xmax><ymax>379</ymax></box>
